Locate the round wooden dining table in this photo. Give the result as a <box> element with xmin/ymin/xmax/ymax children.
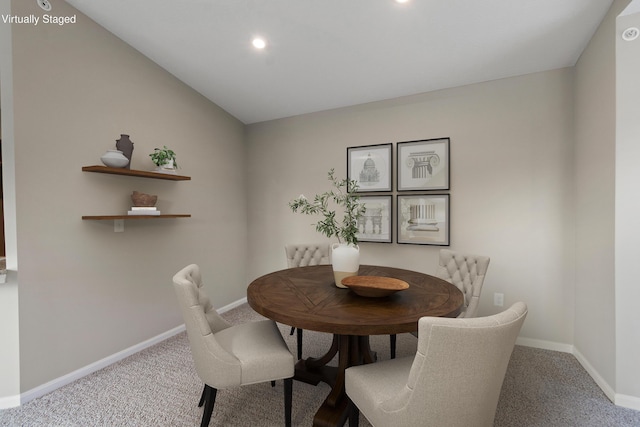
<box><xmin>247</xmin><ymin>264</ymin><xmax>463</xmax><ymax>427</ymax></box>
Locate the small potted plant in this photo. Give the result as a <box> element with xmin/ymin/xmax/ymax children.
<box><xmin>149</xmin><ymin>146</ymin><xmax>178</xmax><ymax>173</ymax></box>
<box><xmin>289</xmin><ymin>169</ymin><xmax>365</xmax><ymax>287</ymax></box>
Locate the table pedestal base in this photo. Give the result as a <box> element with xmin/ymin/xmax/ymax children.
<box><xmin>294</xmin><ymin>334</ymin><xmax>376</xmax><ymax>427</ymax></box>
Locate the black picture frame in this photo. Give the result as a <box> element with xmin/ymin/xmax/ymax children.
<box><xmin>397</xmin><ymin>194</ymin><xmax>450</xmax><ymax>245</ymax></box>
<box><xmin>347</xmin><ymin>143</ymin><xmax>392</xmax><ymax>192</ymax></box>
<box><xmin>397</xmin><ymin>138</ymin><xmax>450</xmax><ymax>191</ymax></box>
<box><xmin>356</xmin><ymin>195</ymin><xmax>393</xmax><ymax>243</ymax></box>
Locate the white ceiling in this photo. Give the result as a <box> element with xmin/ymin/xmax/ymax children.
<box><xmin>65</xmin><ymin>0</ymin><xmax>613</xmax><ymax>124</ymax></box>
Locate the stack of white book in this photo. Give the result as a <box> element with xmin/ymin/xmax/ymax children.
<box><xmin>128</xmin><ymin>206</ymin><xmax>161</xmax><ymax>216</ymax></box>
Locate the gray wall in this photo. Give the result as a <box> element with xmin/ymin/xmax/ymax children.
<box><xmin>615</xmin><ymin>2</ymin><xmax>640</xmax><ymax>402</ymax></box>
<box><xmin>572</xmin><ymin>0</ymin><xmax>640</xmax><ymax>406</ymax></box>
<box><xmin>573</xmin><ymin>0</ymin><xmax>624</xmax><ymax>398</ymax></box>
<box><xmin>0</xmin><ymin>0</ymin><xmax>20</xmax><ymax>403</ymax></box>
<box><xmin>246</xmin><ymin>68</ymin><xmax>576</xmax><ymax>345</ymax></box>
<box><xmin>9</xmin><ymin>0</ymin><xmax>248</xmax><ymax>391</ymax></box>
<box><xmin>2</xmin><ymin>0</ymin><xmax>639</xmax><ymax>410</ymax></box>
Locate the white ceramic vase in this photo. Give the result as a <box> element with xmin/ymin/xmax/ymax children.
<box><xmin>331</xmin><ymin>243</ymin><xmax>360</xmax><ymax>288</ymax></box>
<box><xmin>100</xmin><ymin>150</ymin><xmax>129</xmax><ymax>168</ymax></box>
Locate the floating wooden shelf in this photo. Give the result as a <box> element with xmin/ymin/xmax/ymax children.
<box><xmin>82</xmin><ymin>165</ymin><xmax>191</xmax><ymax>224</ymax></box>
<box><xmin>82</xmin><ymin>214</ymin><xmax>191</xmax><ymax>220</ymax></box>
<box><xmin>82</xmin><ymin>165</ymin><xmax>191</xmax><ymax>181</ymax></box>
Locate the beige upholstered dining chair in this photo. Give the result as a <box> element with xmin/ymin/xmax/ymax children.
<box><xmin>284</xmin><ymin>243</ymin><xmax>331</xmax><ymax>359</ymax></box>
<box><xmin>285</xmin><ymin>243</ymin><xmax>331</xmax><ymax>268</ymax></box>
<box><xmin>390</xmin><ymin>248</ymin><xmax>491</xmax><ymax>358</ymax></box>
<box><xmin>436</xmin><ymin>249</ymin><xmax>491</xmax><ymax>318</ymax></box>
<box><xmin>347</xmin><ymin>302</ymin><xmax>527</xmax><ymax>427</ymax></box>
<box><xmin>173</xmin><ymin>264</ymin><xmax>295</xmax><ymax>427</ymax></box>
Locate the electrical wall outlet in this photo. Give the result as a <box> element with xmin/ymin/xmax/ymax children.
<box><xmin>494</xmin><ymin>292</ymin><xmax>504</xmax><ymax>307</ymax></box>
<box><xmin>114</xmin><ymin>219</ymin><xmax>125</xmax><ymax>233</ymax></box>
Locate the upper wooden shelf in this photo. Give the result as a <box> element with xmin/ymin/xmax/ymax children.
<box><xmin>82</xmin><ymin>214</ymin><xmax>191</xmax><ymax>220</ymax></box>
<box><xmin>82</xmin><ymin>165</ymin><xmax>191</xmax><ymax>181</ymax></box>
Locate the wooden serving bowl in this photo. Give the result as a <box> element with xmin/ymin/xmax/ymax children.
<box><xmin>131</xmin><ymin>191</ymin><xmax>157</xmax><ymax>207</ymax></box>
<box><xmin>341</xmin><ymin>276</ymin><xmax>410</xmax><ymax>298</ymax></box>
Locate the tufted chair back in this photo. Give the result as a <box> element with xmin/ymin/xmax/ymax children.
<box><xmin>285</xmin><ymin>243</ymin><xmax>331</xmax><ymax>268</ymax></box>
<box><xmin>173</xmin><ymin>264</ymin><xmax>295</xmax><ymax>427</ymax></box>
<box><xmin>346</xmin><ymin>302</ymin><xmax>527</xmax><ymax>427</ymax></box>
<box><xmin>172</xmin><ymin>264</ymin><xmax>242</xmax><ymax>388</ymax></box>
<box><xmin>435</xmin><ymin>249</ymin><xmax>490</xmax><ymax>318</ymax></box>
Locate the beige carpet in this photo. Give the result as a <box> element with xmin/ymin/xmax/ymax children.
<box><xmin>1</xmin><ymin>303</ymin><xmax>639</xmax><ymax>426</ymax></box>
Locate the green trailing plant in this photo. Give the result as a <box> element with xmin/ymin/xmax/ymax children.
<box><xmin>289</xmin><ymin>169</ymin><xmax>365</xmax><ymax>246</ymax></box>
<box><xmin>149</xmin><ymin>146</ymin><xmax>178</xmax><ymax>168</ymax></box>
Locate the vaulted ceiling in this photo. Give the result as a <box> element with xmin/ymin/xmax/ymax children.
<box><xmin>65</xmin><ymin>0</ymin><xmax>613</xmax><ymax>124</ymax></box>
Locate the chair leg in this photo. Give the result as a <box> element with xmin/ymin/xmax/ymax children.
<box><xmin>198</xmin><ymin>384</ymin><xmax>206</xmax><ymax>407</ymax></box>
<box><xmin>289</xmin><ymin>325</ymin><xmax>295</xmax><ymax>335</ymax></box>
<box><xmin>284</xmin><ymin>378</ymin><xmax>293</xmax><ymax>427</ymax></box>
<box><xmin>296</xmin><ymin>328</ymin><xmax>303</xmax><ymax>360</ymax></box>
<box><xmin>390</xmin><ymin>334</ymin><xmax>397</xmax><ymax>359</ymax></box>
<box><xmin>200</xmin><ymin>384</ymin><xmax>217</xmax><ymax>427</ymax></box>
<box><xmin>271</xmin><ymin>380</ymin><xmax>276</xmax><ymax>387</ymax></box>
<box><xmin>348</xmin><ymin>398</ymin><xmax>360</xmax><ymax>426</ymax></box>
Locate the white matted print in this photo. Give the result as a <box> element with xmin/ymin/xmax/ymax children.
<box><xmin>347</xmin><ymin>143</ymin><xmax>392</xmax><ymax>192</ymax></box>
<box><xmin>397</xmin><ymin>194</ymin><xmax>449</xmax><ymax>245</ymax></box>
<box><xmin>356</xmin><ymin>196</ymin><xmax>392</xmax><ymax>243</ymax></box>
<box><xmin>397</xmin><ymin>138</ymin><xmax>449</xmax><ymax>191</ymax></box>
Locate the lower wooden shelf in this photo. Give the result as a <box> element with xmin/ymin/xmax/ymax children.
<box><xmin>82</xmin><ymin>214</ymin><xmax>191</xmax><ymax>220</ymax></box>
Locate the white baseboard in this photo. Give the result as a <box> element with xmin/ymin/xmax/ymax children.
<box><xmin>572</xmin><ymin>348</ymin><xmax>616</xmax><ymax>404</ymax></box>
<box><xmin>11</xmin><ymin>302</ymin><xmax>640</xmax><ymax>414</ymax></box>
<box><xmin>517</xmin><ymin>337</ymin><xmax>640</xmax><ymax>411</ymax></box>
<box><xmin>0</xmin><ymin>394</ymin><xmax>20</xmax><ymax>410</ymax></box>
<box><xmin>567</xmin><ymin>349</ymin><xmax>640</xmax><ymax>411</ymax></box>
<box><xmin>218</xmin><ymin>296</ymin><xmax>247</xmax><ymax>314</ymax></box>
<box><xmin>17</xmin><ymin>297</ymin><xmax>249</xmax><ymax>406</ymax></box>
<box><xmin>615</xmin><ymin>393</ymin><xmax>640</xmax><ymax>411</ymax></box>
<box><xmin>19</xmin><ymin>324</ymin><xmax>186</xmax><ymax>405</ymax></box>
<box><xmin>516</xmin><ymin>336</ymin><xmax>574</xmax><ymax>353</ymax></box>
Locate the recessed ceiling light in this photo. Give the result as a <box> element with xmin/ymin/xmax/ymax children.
<box><xmin>395</xmin><ymin>0</ymin><xmax>410</xmax><ymax>3</ymax></box>
<box><xmin>37</xmin><ymin>0</ymin><xmax>51</xmax><ymax>11</ymax></box>
<box><xmin>622</xmin><ymin>27</ymin><xmax>639</xmax><ymax>42</ymax></box>
<box><xmin>252</xmin><ymin>38</ymin><xmax>267</xmax><ymax>49</ymax></box>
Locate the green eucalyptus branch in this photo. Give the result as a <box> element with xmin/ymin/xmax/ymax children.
<box><xmin>289</xmin><ymin>168</ymin><xmax>365</xmax><ymax>246</ymax></box>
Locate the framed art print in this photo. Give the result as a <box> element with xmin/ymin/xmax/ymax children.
<box><xmin>397</xmin><ymin>194</ymin><xmax>449</xmax><ymax>245</ymax></box>
<box><xmin>347</xmin><ymin>143</ymin><xmax>392</xmax><ymax>192</ymax></box>
<box><xmin>356</xmin><ymin>195</ymin><xmax>392</xmax><ymax>243</ymax></box>
<box><xmin>397</xmin><ymin>138</ymin><xmax>450</xmax><ymax>191</ymax></box>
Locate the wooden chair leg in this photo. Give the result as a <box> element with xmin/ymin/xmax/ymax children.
<box><xmin>198</xmin><ymin>384</ymin><xmax>206</xmax><ymax>407</ymax></box>
<box><xmin>390</xmin><ymin>334</ymin><xmax>397</xmax><ymax>359</ymax></box>
<box><xmin>284</xmin><ymin>378</ymin><xmax>293</xmax><ymax>427</ymax></box>
<box><xmin>349</xmin><ymin>398</ymin><xmax>360</xmax><ymax>426</ymax></box>
<box><xmin>200</xmin><ymin>384</ymin><xmax>217</xmax><ymax>427</ymax></box>
<box><xmin>296</xmin><ymin>328</ymin><xmax>303</xmax><ymax>360</ymax></box>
